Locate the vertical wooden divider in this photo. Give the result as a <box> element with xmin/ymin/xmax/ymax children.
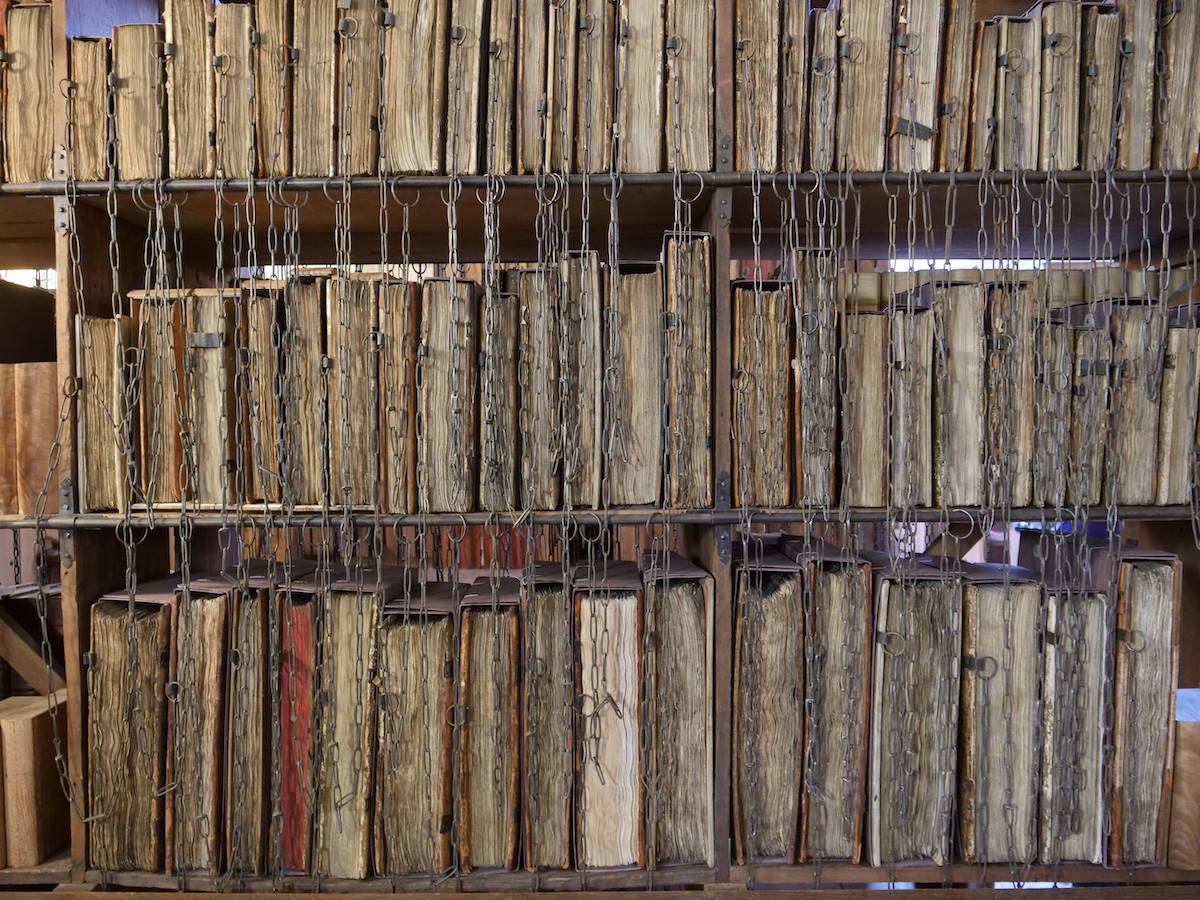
<box><xmin>707</xmin><ymin>0</ymin><xmax>735</xmax><ymax>882</ymax></box>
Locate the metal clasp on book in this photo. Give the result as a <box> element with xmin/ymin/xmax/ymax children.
<box><xmin>812</xmin><ymin>54</ymin><xmax>834</xmax><ymax>77</ymax></box>
<box><xmin>963</xmin><ymin>654</ymin><xmax>998</xmax><ymax>680</ymax></box>
<box><xmin>1042</xmin><ymin>31</ymin><xmax>1073</xmax><ymax>57</ymax></box>
<box><xmin>838</xmin><ymin>38</ymin><xmax>863</xmax><ymax>63</ymax></box>
<box><xmin>1117</xmin><ymin>628</ymin><xmax>1146</xmax><ymax>653</ymax></box>
<box><xmin>735</xmin><ymin>39</ymin><xmax>755</xmax><ymax>62</ymax></box>
<box><xmin>999</xmin><ymin>49</ymin><xmax>1028</xmax><ymax>75</ymax></box>
<box><xmin>894</xmin><ymin>31</ymin><xmax>921</xmax><ymax>56</ymax></box>
<box><xmin>876</xmin><ymin>630</ymin><xmax>906</xmax><ymax>656</ymax></box>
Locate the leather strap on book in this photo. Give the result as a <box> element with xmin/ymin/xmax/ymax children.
<box><xmin>894</xmin><ymin>118</ymin><xmax>934</xmax><ymax>141</ymax></box>
<box><xmin>962</xmin><ymin>654</ymin><xmax>998</xmax><ymax>678</ymax></box>
<box><xmin>188</xmin><ymin>331</ymin><xmax>225</xmax><ymax>349</ymax></box>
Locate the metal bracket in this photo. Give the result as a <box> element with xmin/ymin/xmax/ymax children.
<box><xmin>60</xmin><ymin>477</ymin><xmax>76</xmax><ymax>515</ymax></box>
<box><xmin>718</xmin><ymin>133</ymin><xmax>733</xmax><ymax>169</ymax></box>
<box><xmin>716</xmin><ymin>525</ymin><xmax>732</xmax><ymax>564</ymax></box>
<box><xmin>53</xmin><ymin>200</ymin><xmax>71</xmax><ymax>236</ymax></box>
<box><xmin>716</xmin><ymin>191</ymin><xmax>732</xmax><ymax>228</ymax></box>
<box><xmin>60</xmin><ymin>530</ymin><xmax>74</xmax><ymax>570</ymax></box>
<box><xmin>52</xmin><ymin>144</ymin><xmax>68</xmax><ymax>179</ymax></box>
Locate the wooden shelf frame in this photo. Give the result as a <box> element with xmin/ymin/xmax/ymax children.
<box><xmin>13</xmin><ymin>0</ymin><xmax>1194</xmax><ymax>893</ymax></box>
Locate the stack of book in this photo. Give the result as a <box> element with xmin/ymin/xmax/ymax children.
<box><xmin>74</xmin><ymin>235</ymin><xmax>713</xmax><ymax>514</ymax></box>
<box><xmin>732</xmin><ymin>535</ymin><xmax>1183</xmax><ymax>868</ymax></box>
<box><xmin>731</xmin><ymin>264</ymin><xmax>1200</xmax><ymax>510</ymax></box>
<box><xmin>86</xmin><ymin>554</ymin><xmax>714</xmax><ymax>876</ymax></box>
<box><xmin>59</xmin><ymin>0</ymin><xmax>714</xmax><ymax>180</ymax></box>
<box><xmin>736</xmin><ymin>1</ymin><xmax>1200</xmax><ymax>173</ymax></box>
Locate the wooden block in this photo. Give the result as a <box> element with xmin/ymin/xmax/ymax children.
<box><xmin>1169</xmin><ymin>717</ymin><xmax>1200</xmax><ymax>869</ymax></box>
<box><xmin>0</xmin><ymin>365</ymin><xmax>17</xmax><ymax>515</ymax></box>
<box><xmin>0</xmin><ymin>690</ymin><xmax>68</xmax><ymax>867</ymax></box>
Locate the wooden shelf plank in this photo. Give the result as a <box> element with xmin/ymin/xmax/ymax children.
<box><xmin>0</xmin><ymin>505</ymin><xmax>1193</xmax><ymax>529</ymax></box>
<box><xmin>0</xmin><ymin>849</ymin><xmax>71</xmax><ymax>885</ymax></box>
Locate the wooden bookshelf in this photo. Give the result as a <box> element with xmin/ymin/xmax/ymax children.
<box><xmin>0</xmin><ymin>0</ymin><xmax>1181</xmax><ymax>894</ymax></box>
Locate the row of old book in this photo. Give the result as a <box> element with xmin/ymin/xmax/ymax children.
<box><xmin>87</xmin><ymin>555</ymin><xmax>714</xmax><ymax>878</ymax></box>
<box><xmin>11</xmin><ymin>0</ymin><xmax>716</xmax><ymax>183</ymax></box>
<box><xmin>738</xmin><ymin>0</ymin><xmax>1200</xmax><ymax>172</ymax></box>
<box><xmin>75</xmin><ymin>236</ymin><xmax>713</xmax><ymax>514</ymax></box>
<box><xmin>734</xmin><ymin>535</ymin><xmax>1183</xmax><ymax>869</ymax></box>
<box><xmin>738</xmin><ymin>265</ymin><xmax>1200</xmax><ymax>509</ymax></box>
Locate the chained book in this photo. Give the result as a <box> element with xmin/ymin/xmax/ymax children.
<box><xmin>373</xmin><ymin>583</ymin><xmax>457</xmax><ymax>876</ymax></box>
<box><xmin>842</xmin><ymin>312</ymin><xmax>888</xmax><ymax>507</ymax></box>
<box><xmin>609</xmin><ymin>264</ymin><xmax>664</xmax><ymax>507</ymax></box>
<box><xmin>1038</xmin><ymin>1</ymin><xmax>1081</xmax><ymax>171</ymax></box>
<box><xmin>419</xmin><ymin>278</ymin><xmax>479</xmax><ymax>512</ymax></box>
<box><xmin>732</xmin><ymin>281</ymin><xmax>791</xmax><ymax>508</ymax></box>
<box><xmin>1115</xmin><ymin>0</ymin><xmax>1155</xmax><ymax>169</ymax></box>
<box><xmin>112</xmin><ymin>24</ymin><xmax>163</xmax><ymax>180</ymax></box>
<box><xmin>1041</xmin><ymin>586</ymin><xmax>1110</xmax><ymax>864</ymax></box>
<box><xmin>513</xmin><ymin>269</ymin><xmax>561</xmax><ymax>510</ymax></box>
<box><xmin>958</xmin><ymin>568</ymin><xmax>1042</xmax><ymax>865</ymax></box>
<box><xmin>484</xmin><ymin>0</ymin><xmax>517</xmax><ymax>174</ymax></box>
<box><xmin>216</xmin><ymin>563</ymin><xmax>319</xmax><ymax>877</ymax></box>
<box><xmin>1065</xmin><ymin>310</ymin><xmax>1111</xmax><ymax>506</ymax></box>
<box><xmin>994</xmin><ymin>16</ymin><xmax>1041</xmax><ymax>171</ymax></box>
<box><xmin>644</xmin><ymin>553</ymin><xmax>715</xmax><ymax>866</ymax></box>
<box><xmin>1152</xmin><ymin>0</ymin><xmax>1200</xmax><ymax>170</ymax></box>
<box><xmin>444</xmin><ymin>0</ymin><xmax>485</xmax><ymax>175</ymax></box>
<box><xmin>835</xmin><ymin>0</ymin><xmax>893</xmax><ymax>172</ymax></box>
<box><xmin>478</xmin><ymin>290</ymin><xmax>519</xmax><ymax>512</ymax></box>
<box><xmin>163</xmin><ymin>0</ymin><xmax>214</xmax><ymax>178</ymax></box>
<box><xmin>457</xmin><ymin>579</ymin><xmax>520</xmax><ymax>872</ymax></box>
<box><xmin>1080</xmin><ymin>8</ymin><xmax>1121</xmax><ymax>171</ymax></box>
<box><xmin>380</xmin><ymin>279</ymin><xmax>420</xmax><ymax>514</ymax></box>
<box><xmin>665</xmin><ymin>233</ymin><xmax>713</xmax><ymax>507</ymax></box>
<box><xmin>575</xmin><ymin>0</ymin><xmax>614</xmax><ymax>173</ymax></box>
<box><xmin>889</xmin><ymin>307</ymin><xmax>933</xmax><ymax>508</ymax></box>
<box><xmin>382</xmin><ymin>0</ymin><xmax>447</xmax><ymax>174</ymax></box>
<box><xmin>168</xmin><ymin>581</ymin><xmax>228</xmax><ymax>875</ymax></box>
<box><xmin>617</xmin><ymin>0</ymin><xmax>664</xmax><ymax>173</ymax></box>
<box><xmin>985</xmin><ymin>283</ymin><xmax>1035</xmax><ymax>507</ymax></box>
<box><xmin>869</xmin><ymin>561</ymin><xmax>962</xmax><ymax>867</ymax></box>
<box><xmin>314</xmin><ymin>573</ymin><xmax>385</xmax><ymax>878</ymax></box>
<box><xmin>887</xmin><ymin>0</ymin><xmax>943</xmax><ymax>172</ymax></box>
<box><xmin>326</xmin><ymin>275</ymin><xmax>380</xmax><ymax>508</ymax></box>
<box><xmin>254</xmin><ymin>0</ymin><xmax>290</xmax><ymax>176</ymax></box>
<box><xmin>243</xmin><ymin>282</ymin><xmax>282</xmax><ymax>504</ymax></box>
<box><xmin>793</xmin><ymin>254</ymin><xmax>838</xmax><ymax>506</ymax></box>
<box><xmin>1033</xmin><ymin>319</ymin><xmax>1072</xmax><ymax>508</ymax></box>
<box><xmin>937</xmin><ymin>1</ymin><xmax>974</xmax><ymax>172</ymax></box>
<box><xmin>562</xmin><ymin>253</ymin><xmax>603</xmax><ymax>508</ymax></box>
<box><xmin>291</xmin><ymin>0</ymin><xmax>337</xmax><ymax>176</ymax></box>
<box><xmin>543</xmin><ymin>0</ymin><xmax>577</xmax><ymax>173</ymax></box>
<box><xmin>88</xmin><ymin>578</ymin><xmax>179</xmax><ymax>871</ymax></box>
<box><xmin>4</xmin><ymin>4</ymin><xmax>53</xmax><ymax>183</ymax></box>
<box><xmin>575</xmin><ymin>562</ymin><xmax>644</xmax><ymax>868</ymax></box>
<box><xmin>69</xmin><ymin>37</ymin><xmax>110</xmax><ymax>181</ymax></box>
<box><xmin>733</xmin><ymin>553</ymin><xmax>803</xmax><ymax>863</ymax></box>
<box><xmin>933</xmin><ymin>283</ymin><xmax>986</xmax><ymax>506</ymax></box>
<box><xmin>807</xmin><ymin>6</ymin><xmax>838</xmax><ymax>172</ymax></box>
<box><xmin>779</xmin><ymin>537</ymin><xmax>873</xmax><ymax>863</ymax></box>
<box><xmin>1108</xmin><ymin>552</ymin><xmax>1182</xmax><ymax>867</ymax></box>
<box><xmin>337</xmin><ymin>0</ymin><xmax>382</xmax><ymax>176</ymax></box>
<box><xmin>968</xmin><ymin>19</ymin><xmax>999</xmax><ymax>171</ymax></box>
<box><xmin>779</xmin><ymin>1</ymin><xmax>808</xmax><ymax>172</ymax></box>
<box><xmin>515</xmin><ymin>0</ymin><xmax>546</xmax><ymax>174</ymax></box>
<box><xmin>213</xmin><ymin>2</ymin><xmax>254</xmax><ymax>178</ymax></box>
<box><xmin>1108</xmin><ymin>304</ymin><xmax>1167</xmax><ymax>505</ymax></box>
<box><xmin>666</xmin><ymin>0</ymin><xmax>714</xmax><ymax>171</ymax></box>
<box><xmin>521</xmin><ymin>566</ymin><xmax>573</xmax><ymax>869</ymax></box>
<box><xmin>77</xmin><ymin>314</ymin><xmax>137</xmax><ymax>513</ymax></box>
<box><xmin>277</xmin><ymin>579</ymin><xmax>317</xmax><ymax>873</ymax></box>
<box><xmin>1155</xmin><ymin>318</ymin><xmax>1200</xmax><ymax>505</ymax></box>
<box><xmin>733</xmin><ymin>0</ymin><xmax>778</xmax><ymax>171</ymax></box>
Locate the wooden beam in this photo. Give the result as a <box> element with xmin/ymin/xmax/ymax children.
<box><xmin>0</xmin><ymin>607</ymin><xmax>65</xmax><ymax>693</ymax></box>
